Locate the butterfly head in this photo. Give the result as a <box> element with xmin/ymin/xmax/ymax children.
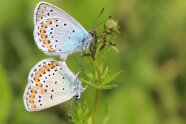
<box><xmin>87</xmin><ymin>31</ymin><xmax>94</xmax><ymax>47</ymax></box>
<box><xmin>74</xmin><ymin>87</ymin><xmax>83</xmax><ymax>100</ymax></box>
<box><xmin>81</xmin><ymin>32</ymin><xmax>94</xmax><ymax>51</ymax></box>
<box><xmin>74</xmin><ymin>94</ymin><xmax>80</xmax><ymax>100</ymax></box>
<box><xmin>73</xmin><ymin>78</ymin><xmax>84</xmax><ymax>100</ymax></box>
<box><xmin>89</xmin><ymin>31</ymin><xmax>94</xmax><ymax>37</ymax></box>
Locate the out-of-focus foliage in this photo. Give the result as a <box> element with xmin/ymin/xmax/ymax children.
<box><xmin>0</xmin><ymin>0</ymin><xmax>186</xmax><ymax>124</ymax></box>
<box><xmin>70</xmin><ymin>102</ymin><xmax>90</xmax><ymax>124</ymax></box>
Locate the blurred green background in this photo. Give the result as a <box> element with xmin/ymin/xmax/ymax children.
<box><xmin>0</xmin><ymin>0</ymin><xmax>186</xmax><ymax>124</ymax></box>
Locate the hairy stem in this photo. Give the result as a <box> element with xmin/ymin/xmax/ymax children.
<box><xmin>91</xmin><ymin>28</ymin><xmax>102</xmax><ymax>124</ymax></box>
<box><xmin>92</xmin><ymin>88</ymin><xmax>100</xmax><ymax>124</ymax></box>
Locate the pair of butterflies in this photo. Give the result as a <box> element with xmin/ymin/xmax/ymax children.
<box><xmin>23</xmin><ymin>2</ymin><xmax>93</xmax><ymax>111</ymax></box>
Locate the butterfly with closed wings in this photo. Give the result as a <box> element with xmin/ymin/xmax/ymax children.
<box><xmin>34</xmin><ymin>1</ymin><xmax>94</xmax><ymax>60</ymax></box>
<box><xmin>23</xmin><ymin>58</ymin><xmax>84</xmax><ymax>111</ymax></box>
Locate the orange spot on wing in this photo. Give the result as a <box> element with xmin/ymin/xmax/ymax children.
<box><xmin>41</xmin><ymin>88</ymin><xmax>47</xmax><ymax>93</ymax></box>
<box><xmin>46</xmin><ymin>20</ymin><xmax>52</xmax><ymax>25</ymax></box>
<box><xmin>37</xmin><ymin>15</ymin><xmax>42</xmax><ymax>19</ymax></box>
<box><xmin>40</xmin><ymin>28</ymin><xmax>45</xmax><ymax>35</ymax></box>
<box><xmin>36</xmin><ymin>83</ymin><xmax>42</xmax><ymax>88</ymax></box>
<box><xmin>52</xmin><ymin>62</ymin><xmax>57</xmax><ymax>66</ymax></box>
<box><xmin>34</xmin><ymin>76</ymin><xmax>39</xmax><ymax>83</ymax></box>
<box><xmin>38</xmin><ymin>21</ymin><xmax>55</xmax><ymax>53</ymax></box>
<box><xmin>41</xmin><ymin>24</ymin><xmax>47</xmax><ymax>28</ymax></box>
<box><xmin>48</xmin><ymin>46</ymin><xmax>54</xmax><ymax>52</ymax></box>
<box><xmin>44</xmin><ymin>40</ymin><xmax>49</xmax><ymax>45</ymax></box>
<box><xmin>40</xmin><ymin>67</ymin><xmax>45</xmax><ymax>74</ymax></box>
<box><xmin>45</xmin><ymin>64</ymin><xmax>50</xmax><ymax>71</ymax></box>
<box><xmin>29</xmin><ymin>99</ymin><xmax>34</xmax><ymax>103</ymax></box>
<box><xmin>29</xmin><ymin>94</ymin><xmax>35</xmax><ymax>98</ymax></box>
<box><xmin>31</xmin><ymin>88</ymin><xmax>37</xmax><ymax>94</ymax></box>
<box><xmin>31</xmin><ymin>104</ymin><xmax>36</xmax><ymax>108</ymax></box>
<box><xmin>50</xmin><ymin>62</ymin><xmax>57</xmax><ymax>68</ymax></box>
<box><xmin>38</xmin><ymin>10</ymin><xmax>43</xmax><ymax>14</ymax></box>
<box><xmin>41</xmin><ymin>35</ymin><xmax>47</xmax><ymax>39</ymax></box>
<box><xmin>37</xmin><ymin>71</ymin><xmax>42</xmax><ymax>77</ymax></box>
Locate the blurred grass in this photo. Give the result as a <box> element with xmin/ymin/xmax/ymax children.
<box><xmin>0</xmin><ymin>0</ymin><xmax>186</xmax><ymax>124</ymax></box>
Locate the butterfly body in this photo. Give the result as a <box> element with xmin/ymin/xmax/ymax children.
<box><xmin>23</xmin><ymin>59</ymin><xmax>83</xmax><ymax>111</ymax></box>
<box><xmin>34</xmin><ymin>2</ymin><xmax>93</xmax><ymax>58</ymax></box>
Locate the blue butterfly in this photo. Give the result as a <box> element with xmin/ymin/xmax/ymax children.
<box><xmin>23</xmin><ymin>58</ymin><xmax>84</xmax><ymax>111</ymax></box>
<box><xmin>34</xmin><ymin>2</ymin><xmax>94</xmax><ymax>60</ymax></box>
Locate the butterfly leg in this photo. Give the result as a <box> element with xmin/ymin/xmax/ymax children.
<box><xmin>82</xmin><ymin>53</ymin><xmax>91</xmax><ymax>58</ymax></box>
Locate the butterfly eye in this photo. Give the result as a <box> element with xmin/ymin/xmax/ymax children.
<box><xmin>89</xmin><ymin>32</ymin><xmax>94</xmax><ymax>37</ymax></box>
<box><xmin>74</xmin><ymin>94</ymin><xmax>80</xmax><ymax>100</ymax></box>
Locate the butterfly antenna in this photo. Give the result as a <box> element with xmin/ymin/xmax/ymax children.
<box><xmin>94</xmin><ymin>15</ymin><xmax>112</xmax><ymax>28</ymax></box>
<box><xmin>92</xmin><ymin>8</ymin><xmax>105</xmax><ymax>29</ymax></box>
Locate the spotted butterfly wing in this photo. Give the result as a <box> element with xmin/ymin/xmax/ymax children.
<box><xmin>34</xmin><ymin>2</ymin><xmax>93</xmax><ymax>59</ymax></box>
<box><xmin>23</xmin><ymin>58</ymin><xmax>83</xmax><ymax>111</ymax></box>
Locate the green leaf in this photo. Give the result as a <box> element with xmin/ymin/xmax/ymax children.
<box><xmin>87</xmin><ymin>117</ymin><xmax>92</xmax><ymax>124</ymax></box>
<box><xmin>86</xmin><ymin>72</ymin><xmax>94</xmax><ymax>80</ymax></box>
<box><xmin>94</xmin><ymin>61</ymin><xmax>101</xmax><ymax>80</ymax></box>
<box><xmin>0</xmin><ymin>65</ymin><xmax>12</xmax><ymax>124</ymax></box>
<box><xmin>95</xmin><ymin>42</ymin><xmax>103</xmax><ymax>59</ymax></box>
<box><xmin>101</xmin><ymin>71</ymin><xmax>124</xmax><ymax>85</ymax></box>
<box><xmin>102</xmin><ymin>66</ymin><xmax>109</xmax><ymax>78</ymax></box>
<box><xmin>110</xmin><ymin>45</ymin><xmax>119</xmax><ymax>53</ymax></box>
<box><xmin>80</xmin><ymin>78</ymin><xmax>97</xmax><ymax>88</ymax></box>
<box><xmin>99</xmin><ymin>84</ymin><xmax>118</xmax><ymax>89</ymax></box>
<box><xmin>102</xmin><ymin>104</ymin><xmax>110</xmax><ymax>124</ymax></box>
<box><xmin>100</xmin><ymin>64</ymin><xmax>104</xmax><ymax>75</ymax></box>
<box><xmin>71</xmin><ymin>102</ymin><xmax>90</xmax><ymax>124</ymax></box>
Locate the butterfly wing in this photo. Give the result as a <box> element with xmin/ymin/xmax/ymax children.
<box><xmin>23</xmin><ymin>58</ymin><xmax>80</xmax><ymax>111</ymax></box>
<box><xmin>33</xmin><ymin>2</ymin><xmax>93</xmax><ymax>57</ymax></box>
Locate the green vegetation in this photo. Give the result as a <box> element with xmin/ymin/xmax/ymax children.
<box><xmin>0</xmin><ymin>0</ymin><xmax>186</xmax><ymax>124</ymax></box>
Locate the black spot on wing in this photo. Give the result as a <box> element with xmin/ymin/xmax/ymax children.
<box><xmin>55</xmin><ymin>81</ymin><xmax>57</xmax><ymax>84</ymax></box>
<box><xmin>50</xmin><ymin>95</ymin><xmax>53</xmax><ymax>99</ymax></box>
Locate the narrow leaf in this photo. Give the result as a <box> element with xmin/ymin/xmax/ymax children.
<box><xmin>102</xmin><ymin>66</ymin><xmax>109</xmax><ymax>78</ymax></box>
<box><xmin>95</xmin><ymin>42</ymin><xmax>103</xmax><ymax>59</ymax></box>
<box><xmin>101</xmin><ymin>71</ymin><xmax>124</xmax><ymax>85</ymax></box>
<box><xmin>111</xmin><ymin>45</ymin><xmax>119</xmax><ymax>53</ymax></box>
<box><xmin>80</xmin><ymin>78</ymin><xmax>97</xmax><ymax>88</ymax></box>
<box><xmin>99</xmin><ymin>84</ymin><xmax>118</xmax><ymax>90</ymax></box>
<box><xmin>94</xmin><ymin>61</ymin><xmax>101</xmax><ymax>80</ymax></box>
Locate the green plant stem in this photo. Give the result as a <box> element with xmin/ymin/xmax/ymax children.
<box><xmin>92</xmin><ymin>88</ymin><xmax>100</xmax><ymax>124</ymax></box>
<box><xmin>91</xmin><ymin>28</ymin><xmax>101</xmax><ymax>124</ymax></box>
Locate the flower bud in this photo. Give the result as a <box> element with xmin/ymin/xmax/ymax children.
<box><xmin>104</xmin><ymin>19</ymin><xmax>119</xmax><ymax>34</ymax></box>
